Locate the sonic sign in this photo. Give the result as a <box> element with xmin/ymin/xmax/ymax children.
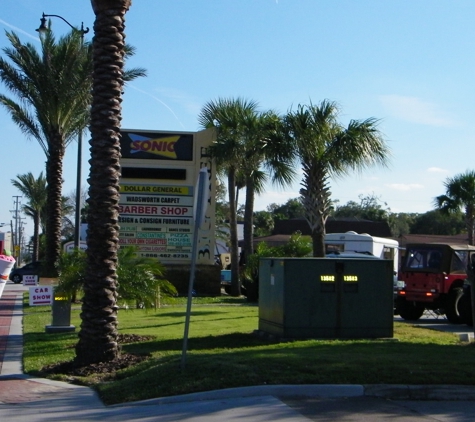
<box><xmin>119</xmin><ymin>129</ymin><xmax>215</xmax><ymax>265</ymax></box>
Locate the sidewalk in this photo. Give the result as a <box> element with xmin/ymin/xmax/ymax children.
<box><xmin>2</xmin><ymin>282</ymin><xmax>475</xmax><ymax>421</ymax></box>
<box><xmin>0</xmin><ymin>290</ymin><xmax>103</xmax><ymax>409</ymax></box>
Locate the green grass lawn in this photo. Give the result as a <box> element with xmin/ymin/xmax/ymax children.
<box><xmin>22</xmin><ymin>294</ymin><xmax>475</xmax><ymax>405</ymax></box>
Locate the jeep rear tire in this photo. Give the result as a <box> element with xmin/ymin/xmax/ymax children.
<box><xmin>445</xmin><ymin>287</ymin><xmax>463</xmax><ymax>324</ymax></box>
<box><xmin>396</xmin><ymin>298</ymin><xmax>425</xmax><ymax>321</ymax></box>
<box><xmin>456</xmin><ymin>289</ymin><xmax>473</xmax><ymax>326</ymax></box>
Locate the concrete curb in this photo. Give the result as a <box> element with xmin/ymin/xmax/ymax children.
<box><xmin>364</xmin><ymin>384</ymin><xmax>475</xmax><ymax>401</ymax></box>
<box><xmin>114</xmin><ymin>384</ymin><xmax>365</xmax><ymax>407</ymax></box>
<box><xmin>112</xmin><ymin>383</ymin><xmax>475</xmax><ymax>407</ymax></box>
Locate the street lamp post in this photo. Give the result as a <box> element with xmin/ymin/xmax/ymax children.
<box><xmin>36</xmin><ymin>13</ymin><xmax>89</xmax><ymax>250</ymax></box>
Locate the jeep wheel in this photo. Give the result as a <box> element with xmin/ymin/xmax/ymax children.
<box><xmin>456</xmin><ymin>290</ymin><xmax>473</xmax><ymax>326</ymax></box>
<box><xmin>445</xmin><ymin>287</ymin><xmax>463</xmax><ymax>324</ymax></box>
<box><xmin>396</xmin><ymin>299</ymin><xmax>425</xmax><ymax>321</ymax></box>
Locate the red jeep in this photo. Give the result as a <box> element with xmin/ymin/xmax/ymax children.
<box><xmin>395</xmin><ymin>243</ymin><xmax>475</xmax><ymax>323</ymax></box>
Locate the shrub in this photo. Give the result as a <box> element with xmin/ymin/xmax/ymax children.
<box><xmin>55</xmin><ymin>246</ymin><xmax>177</xmax><ymax>308</ymax></box>
<box><xmin>242</xmin><ymin>231</ymin><xmax>312</xmax><ymax>284</ymax></box>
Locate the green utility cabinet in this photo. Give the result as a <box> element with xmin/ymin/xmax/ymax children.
<box><xmin>45</xmin><ymin>288</ymin><xmax>75</xmax><ymax>333</ymax></box>
<box><xmin>258</xmin><ymin>257</ymin><xmax>394</xmax><ymax>339</ymax></box>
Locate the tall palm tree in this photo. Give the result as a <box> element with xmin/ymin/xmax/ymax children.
<box><xmin>434</xmin><ymin>170</ymin><xmax>475</xmax><ymax>245</ymax></box>
<box><xmin>240</xmin><ymin>110</ymin><xmax>295</xmax><ymax>263</ymax></box>
<box><xmin>284</xmin><ymin>100</ymin><xmax>390</xmax><ymax>256</ymax></box>
<box><xmin>74</xmin><ymin>0</ymin><xmax>131</xmax><ymax>366</ymax></box>
<box><xmin>0</xmin><ymin>30</ymin><xmax>92</xmax><ymax>276</ymax></box>
<box><xmin>11</xmin><ymin>172</ymin><xmax>47</xmax><ymax>262</ymax></box>
<box><xmin>198</xmin><ymin>98</ymin><xmax>258</xmax><ymax>296</ymax></box>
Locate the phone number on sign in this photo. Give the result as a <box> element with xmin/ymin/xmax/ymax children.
<box><xmin>142</xmin><ymin>253</ymin><xmax>190</xmax><ymax>259</ymax></box>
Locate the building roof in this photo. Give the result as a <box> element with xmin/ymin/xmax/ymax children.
<box><xmin>397</xmin><ymin>233</ymin><xmax>469</xmax><ymax>249</ymax></box>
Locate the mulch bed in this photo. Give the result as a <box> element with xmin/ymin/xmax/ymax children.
<box><xmin>41</xmin><ymin>334</ymin><xmax>154</xmax><ymax>377</ymax></box>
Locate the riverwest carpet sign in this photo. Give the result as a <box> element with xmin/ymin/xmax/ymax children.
<box><xmin>118</xmin><ymin>129</ymin><xmax>215</xmax><ymax>265</ymax></box>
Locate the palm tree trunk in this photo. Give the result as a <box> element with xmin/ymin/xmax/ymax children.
<box><xmin>228</xmin><ymin>169</ymin><xmax>241</xmax><ymax>296</ymax></box>
<box><xmin>75</xmin><ymin>0</ymin><xmax>130</xmax><ymax>366</ymax></box>
<box><xmin>464</xmin><ymin>204</ymin><xmax>475</xmax><ymax>246</ymax></box>
<box><xmin>301</xmin><ymin>163</ymin><xmax>331</xmax><ymax>257</ymax></box>
<box><xmin>44</xmin><ymin>139</ymin><xmax>65</xmax><ymax>276</ymax></box>
<box><xmin>33</xmin><ymin>212</ymin><xmax>40</xmax><ymax>262</ymax></box>
<box><xmin>243</xmin><ymin>176</ymin><xmax>255</xmax><ymax>265</ymax></box>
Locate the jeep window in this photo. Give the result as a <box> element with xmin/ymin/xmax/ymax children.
<box><xmin>405</xmin><ymin>249</ymin><xmax>426</xmax><ymax>269</ymax></box>
<box><xmin>405</xmin><ymin>248</ymin><xmax>442</xmax><ymax>270</ymax></box>
<box><xmin>451</xmin><ymin>250</ymin><xmax>468</xmax><ymax>274</ymax></box>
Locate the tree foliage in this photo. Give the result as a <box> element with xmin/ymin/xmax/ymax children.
<box><xmin>333</xmin><ymin>194</ymin><xmax>390</xmax><ymax>222</ymax></box>
<box><xmin>284</xmin><ymin>100</ymin><xmax>390</xmax><ymax>256</ymax></box>
<box><xmin>0</xmin><ymin>29</ymin><xmax>92</xmax><ymax>276</ymax></box>
<box><xmin>11</xmin><ymin>172</ymin><xmax>47</xmax><ymax>262</ymax></box>
<box><xmin>242</xmin><ymin>232</ymin><xmax>312</xmax><ymax>284</ymax></box>
<box><xmin>411</xmin><ymin>210</ymin><xmax>465</xmax><ymax>236</ymax></box>
<box><xmin>270</xmin><ymin>197</ymin><xmax>306</xmax><ymax>220</ymax></box>
<box><xmin>56</xmin><ymin>246</ymin><xmax>176</xmax><ymax>308</ymax></box>
<box><xmin>434</xmin><ymin>170</ymin><xmax>475</xmax><ymax>245</ymax></box>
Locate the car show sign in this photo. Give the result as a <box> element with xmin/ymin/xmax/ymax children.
<box><xmin>23</xmin><ymin>275</ymin><xmax>38</xmax><ymax>286</ymax></box>
<box><xmin>29</xmin><ymin>286</ymin><xmax>53</xmax><ymax>306</ymax></box>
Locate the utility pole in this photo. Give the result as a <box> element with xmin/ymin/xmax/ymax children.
<box><xmin>10</xmin><ymin>196</ymin><xmax>22</xmax><ymax>263</ymax></box>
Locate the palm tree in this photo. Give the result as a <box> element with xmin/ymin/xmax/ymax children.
<box><xmin>0</xmin><ymin>30</ymin><xmax>92</xmax><ymax>276</ymax></box>
<box><xmin>74</xmin><ymin>0</ymin><xmax>131</xmax><ymax>366</ymax></box>
<box><xmin>198</xmin><ymin>98</ymin><xmax>258</xmax><ymax>296</ymax></box>
<box><xmin>434</xmin><ymin>170</ymin><xmax>475</xmax><ymax>245</ymax></box>
<box><xmin>239</xmin><ymin>110</ymin><xmax>295</xmax><ymax>264</ymax></box>
<box><xmin>284</xmin><ymin>100</ymin><xmax>390</xmax><ymax>256</ymax></box>
<box><xmin>11</xmin><ymin>172</ymin><xmax>47</xmax><ymax>262</ymax></box>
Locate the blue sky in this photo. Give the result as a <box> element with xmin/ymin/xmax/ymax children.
<box><xmin>1</xmin><ymin>0</ymin><xmax>475</xmax><ymax>238</ymax></box>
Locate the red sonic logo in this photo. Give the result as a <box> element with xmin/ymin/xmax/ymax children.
<box><xmin>129</xmin><ymin>134</ymin><xmax>179</xmax><ymax>159</ymax></box>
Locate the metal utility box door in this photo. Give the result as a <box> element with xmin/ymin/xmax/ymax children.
<box><xmin>258</xmin><ymin>257</ymin><xmax>394</xmax><ymax>339</ymax></box>
<box><xmin>51</xmin><ymin>292</ymin><xmax>72</xmax><ymax>326</ymax></box>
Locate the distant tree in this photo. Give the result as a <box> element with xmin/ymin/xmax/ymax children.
<box><xmin>271</xmin><ymin>198</ymin><xmax>306</xmax><ymax>220</ymax></box>
<box><xmin>11</xmin><ymin>172</ymin><xmax>47</xmax><ymax>262</ymax></box>
<box><xmin>434</xmin><ymin>171</ymin><xmax>475</xmax><ymax>245</ymax></box>
<box><xmin>411</xmin><ymin>209</ymin><xmax>465</xmax><ymax>236</ymax></box>
<box><xmin>253</xmin><ymin>210</ymin><xmax>275</xmax><ymax>237</ymax></box>
<box><xmin>334</xmin><ymin>194</ymin><xmax>390</xmax><ymax>222</ymax></box>
<box><xmin>389</xmin><ymin>212</ymin><xmax>416</xmax><ymax>237</ymax></box>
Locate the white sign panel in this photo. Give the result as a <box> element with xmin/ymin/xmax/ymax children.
<box><xmin>23</xmin><ymin>275</ymin><xmax>38</xmax><ymax>286</ymax></box>
<box><xmin>29</xmin><ymin>286</ymin><xmax>53</xmax><ymax>306</ymax></box>
<box><xmin>118</xmin><ymin>184</ymin><xmax>196</xmax><ymax>261</ymax></box>
<box><xmin>63</xmin><ymin>241</ymin><xmax>87</xmax><ymax>253</ymax></box>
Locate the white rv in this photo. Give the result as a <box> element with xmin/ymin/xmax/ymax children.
<box><xmin>324</xmin><ymin>231</ymin><xmax>399</xmax><ymax>276</ymax></box>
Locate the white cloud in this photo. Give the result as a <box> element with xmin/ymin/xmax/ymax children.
<box><xmin>254</xmin><ymin>190</ymin><xmax>299</xmax><ymax>210</ymax></box>
<box><xmin>385</xmin><ymin>183</ymin><xmax>424</xmax><ymax>191</ymax></box>
<box><xmin>380</xmin><ymin>95</ymin><xmax>456</xmax><ymax>127</ymax></box>
<box><xmin>154</xmin><ymin>87</ymin><xmax>203</xmax><ymax>117</ymax></box>
<box><xmin>427</xmin><ymin>167</ymin><xmax>449</xmax><ymax>174</ymax></box>
<box><xmin>0</xmin><ymin>19</ymin><xmax>39</xmax><ymax>41</ymax></box>
<box><xmin>128</xmin><ymin>84</ymin><xmax>186</xmax><ymax>129</ymax></box>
